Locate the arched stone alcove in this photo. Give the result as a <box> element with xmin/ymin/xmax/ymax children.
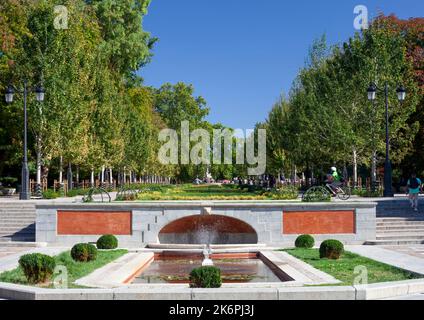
<box><xmin>158</xmin><ymin>215</ymin><xmax>258</xmax><ymax>244</ymax></box>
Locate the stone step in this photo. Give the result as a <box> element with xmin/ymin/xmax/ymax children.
<box><xmin>0</xmin><ymin>236</ymin><xmax>36</xmax><ymax>242</ymax></box>
<box><xmin>0</xmin><ymin>220</ymin><xmax>36</xmax><ymax>224</ymax></box>
<box><xmin>0</xmin><ymin>208</ymin><xmax>35</xmax><ymax>213</ymax></box>
<box><xmin>377</xmin><ymin>226</ymin><xmax>424</xmax><ymax>231</ymax></box>
<box><xmin>0</xmin><ymin>204</ymin><xmax>36</xmax><ymax>207</ymax></box>
<box><xmin>0</xmin><ymin>233</ymin><xmax>35</xmax><ymax>238</ymax></box>
<box><xmin>377</xmin><ymin>225</ymin><xmax>424</xmax><ymax>229</ymax></box>
<box><xmin>376</xmin><ymin>233</ymin><xmax>424</xmax><ymax>240</ymax></box>
<box><xmin>0</xmin><ymin>210</ymin><xmax>36</xmax><ymax>214</ymax></box>
<box><xmin>0</xmin><ymin>241</ymin><xmax>41</xmax><ymax>247</ymax></box>
<box><xmin>377</xmin><ymin>230</ymin><xmax>424</xmax><ymax>235</ymax></box>
<box><xmin>0</xmin><ymin>224</ymin><xmax>35</xmax><ymax>229</ymax></box>
<box><xmin>0</xmin><ymin>207</ymin><xmax>36</xmax><ymax>210</ymax></box>
<box><xmin>366</xmin><ymin>239</ymin><xmax>424</xmax><ymax>245</ymax></box>
<box><xmin>0</xmin><ymin>215</ymin><xmax>36</xmax><ymax>219</ymax></box>
<box><xmin>0</xmin><ymin>202</ymin><xmax>36</xmax><ymax>243</ymax></box>
<box><xmin>0</xmin><ymin>231</ymin><xmax>35</xmax><ymax>236</ymax></box>
<box><xmin>377</xmin><ymin>219</ymin><xmax>424</xmax><ymax>223</ymax></box>
<box><xmin>376</xmin><ymin>211</ymin><xmax>420</xmax><ymax>214</ymax></box>
<box><xmin>377</xmin><ymin>218</ymin><xmax>424</xmax><ymax>222</ymax></box>
<box><xmin>0</xmin><ymin>218</ymin><xmax>36</xmax><ymax>223</ymax></box>
<box><xmin>0</xmin><ymin>208</ymin><xmax>36</xmax><ymax>211</ymax></box>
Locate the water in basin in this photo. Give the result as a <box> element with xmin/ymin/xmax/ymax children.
<box><xmin>132</xmin><ymin>257</ymin><xmax>284</xmax><ymax>284</ymax></box>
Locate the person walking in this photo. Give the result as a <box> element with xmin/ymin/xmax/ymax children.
<box><xmin>407</xmin><ymin>173</ymin><xmax>422</xmax><ymax>212</ymax></box>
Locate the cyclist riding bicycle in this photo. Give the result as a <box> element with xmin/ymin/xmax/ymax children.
<box><xmin>326</xmin><ymin>167</ymin><xmax>342</xmax><ymax>195</ymax></box>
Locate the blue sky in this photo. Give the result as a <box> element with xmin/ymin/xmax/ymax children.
<box><xmin>139</xmin><ymin>0</ymin><xmax>423</xmax><ymax>129</ymax></box>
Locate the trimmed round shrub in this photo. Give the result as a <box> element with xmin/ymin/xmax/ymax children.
<box><xmin>96</xmin><ymin>234</ymin><xmax>118</xmax><ymax>249</ymax></box>
<box><xmin>71</xmin><ymin>243</ymin><xmax>98</xmax><ymax>262</ymax></box>
<box><xmin>295</xmin><ymin>234</ymin><xmax>315</xmax><ymax>248</ymax></box>
<box><xmin>319</xmin><ymin>239</ymin><xmax>344</xmax><ymax>259</ymax></box>
<box><xmin>18</xmin><ymin>253</ymin><xmax>56</xmax><ymax>284</ymax></box>
<box><xmin>189</xmin><ymin>266</ymin><xmax>222</xmax><ymax>288</ymax></box>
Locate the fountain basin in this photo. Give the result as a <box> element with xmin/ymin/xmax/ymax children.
<box><xmin>132</xmin><ymin>252</ymin><xmax>291</xmax><ymax>284</ymax></box>
<box><xmin>74</xmin><ymin>248</ymin><xmax>341</xmax><ymax>289</ymax></box>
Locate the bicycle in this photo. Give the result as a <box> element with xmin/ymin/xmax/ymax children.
<box><xmin>302</xmin><ymin>182</ymin><xmax>351</xmax><ymax>201</ymax></box>
<box><xmin>325</xmin><ymin>182</ymin><xmax>351</xmax><ymax>201</ymax></box>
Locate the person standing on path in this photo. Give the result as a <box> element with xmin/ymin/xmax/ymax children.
<box><xmin>407</xmin><ymin>173</ymin><xmax>422</xmax><ymax>212</ymax></box>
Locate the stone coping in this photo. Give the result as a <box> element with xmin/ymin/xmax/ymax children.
<box><xmin>35</xmin><ymin>200</ymin><xmax>377</xmax><ymax>210</ymax></box>
<box><xmin>1</xmin><ymin>279</ymin><xmax>424</xmax><ymax>300</ymax></box>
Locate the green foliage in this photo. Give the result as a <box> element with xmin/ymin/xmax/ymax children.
<box><xmin>353</xmin><ymin>188</ymin><xmax>383</xmax><ymax>197</ymax></box>
<box><xmin>18</xmin><ymin>253</ymin><xmax>55</xmax><ymax>284</ymax></box>
<box><xmin>265</xmin><ymin>185</ymin><xmax>299</xmax><ymax>200</ymax></box>
<box><xmin>66</xmin><ymin>188</ymin><xmax>88</xmax><ymax>197</ymax></box>
<box><xmin>133</xmin><ymin>184</ymin><xmax>294</xmax><ymax>200</ymax></box>
<box><xmin>96</xmin><ymin>235</ymin><xmax>118</xmax><ymax>249</ymax></box>
<box><xmin>319</xmin><ymin>240</ymin><xmax>344</xmax><ymax>259</ymax></box>
<box><xmin>1</xmin><ymin>250</ymin><xmax>128</xmax><ymax>287</ymax></box>
<box><xmin>0</xmin><ymin>2</ymin><xmax>422</xmax><ymax>188</ymax></box>
<box><xmin>42</xmin><ymin>189</ymin><xmax>60</xmax><ymax>199</ymax></box>
<box><xmin>154</xmin><ymin>82</ymin><xmax>210</xmax><ymax>182</ymax></box>
<box><xmin>189</xmin><ymin>266</ymin><xmax>222</xmax><ymax>288</ymax></box>
<box><xmin>284</xmin><ymin>248</ymin><xmax>422</xmax><ymax>285</ymax></box>
<box><xmin>295</xmin><ymin>234</ymin><xmax>315</xmax><ymax>248</ymax></box>
<box><xmin>302</xmin><ymin>186</ymin><xmax>331</xmax><ymax>202</ymax></box>
<box><xmin>71</xmin><ymin>243</ymin><xmax>98</xmax><ymax>262</ymax></box>
<box><xmin>0</xmin><ymin>177</ymin><xmax>18</xmax><ymax>187</ymax></box>
<box><xmin>262</xmin><ymin>18</ymin><xmax>421</xmax><ymax>186</ymax></box>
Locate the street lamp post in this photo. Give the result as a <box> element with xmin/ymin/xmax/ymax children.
<box><xmin>5</xmin><ymin>81</ymin><xmax>45</xmax><ymax>200</ymax></box>
<box><xmin>367</xmin><ymin>82</ymin><xmax>406</xmax><ymax>197</ymax></box>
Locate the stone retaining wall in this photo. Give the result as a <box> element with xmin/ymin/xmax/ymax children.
<box><xmin>35</xmin><ymin>201</ymin><xmax>376</xmax><ymax>247</ymax></box>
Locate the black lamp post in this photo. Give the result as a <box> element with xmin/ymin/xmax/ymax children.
<box><xmin>5</xmin><ymin>81</ymin><xmax>45</xmax><ymax>200</ymax></box>
<box><xmin>367</xmin><ymin>82</ymin><xmax>406</xmax><ymax>197</ymax></box>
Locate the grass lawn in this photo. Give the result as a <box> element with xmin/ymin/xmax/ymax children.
<box><xmin>134</xmin><ymin>184</ymin><xmax>298</xmax><ymax>201</ymax></box>
<box><xmin>0</xmin><ymin>249</ymin><xmax>128</xmax><ymax>288</ymax></box>
<box><xmin>283</xmin><ymin>248</ymin><xmax>422</xmax><ymax>286</ymax></box>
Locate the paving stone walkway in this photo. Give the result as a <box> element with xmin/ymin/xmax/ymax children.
<box><xmin>383</xmin><ymin>245</ymin><xmax>424</xmax><ymax>259</ymax></box>
<box><xmin>0</xmin><ymin>247</ymin><xmax>34</xmax><ymax>259</ymax></box>
<box><xmin>346</xmin><ymin>245</ymin><xmax>424</xmax><ymax>275</ymax></box>
<box><xmin>0</xmin><ymin>247</ymin><xmax>68</xmax><ymax>273</ymax></box>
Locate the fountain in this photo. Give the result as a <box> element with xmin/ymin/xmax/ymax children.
<box><xmin>201</xmin><ymin>244</ymin><xmax>214</xmax><ymax>266</ymax></box>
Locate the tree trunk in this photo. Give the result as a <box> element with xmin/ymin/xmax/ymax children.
<box><xmin>294</xmin><ymin>166</ymin><xmax>297</xmax><ymax>184</ymax></box>
<box><xmin>59</xmin><ymin>156</ymin><xmax>63</xmax><ymax>183</ymax></box>
<box><xmin>76</xmin><ymin>166</ymin><xmax>80</xmax><ymax>185</ymax></box>
<box><xmin>371</xmin><ymin>150</ymin><xmax>377</xmax><ymax>190</ymax></box>
<box><xmin>35</xmin><ymin>137</ymin><xmax>42</xmax><ymax>196</ymax></box>
<box><xmin>353</xmin><ymin>149</ymin><xmax>358</xmax><ymax>187</ymax></box>
<box><xmin>109</xmin><ymin>168</ymin><xmax>113</xmax><ymax>184</ymax></box>
<box><xmin>101</xmin><ymin>166</ymin><xmax>105</xmax><ymax>183</ymax></box>
<box><xmin>67</xmin><ymin>162</ymin><xmax>72</xmax><ymax>190</ymax></box>
<box><xmin>90</xmin><ymin>169</ymin><xmax>94</xmax><ymax>187</ymax></box>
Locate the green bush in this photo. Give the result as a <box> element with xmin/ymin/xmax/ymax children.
<box><xmin>352</xmin><ymin>188</ymin><xmax>383</xmax><ymax>197</ymax></box>
<box><xmin>302</xmin><ymin>186</ymin><xmax>332</xmax><ymax>202</ymax></box>
<box><xmin>319</xmin><ymin>239</ymin><xmax>344</xmax><ymax>259</ymax></box>
<box><xmin>18</xmin><ymin>253</ymin><xmax>56</xmax><ymax>284</ymax></box>
<box><xmin>66</xmin><ymin>188</ymin><xmax>87</xmax><ymax>197</ymax></box>
<box><xmin>0</xmin><ymin>176</ymin><xmax>18</xmax><ymax>187</ymax></box>
<box><xmin>42</xmin><ymin>189</ymin><xmax>60</xmax><ymax>199</ymax></box>
<box><xmin>266</xmin><ymin>185</ymin><xmax>299</xmax><ymax>200</ymax></box>
<box><xmin>96</xmin><ymin>235</ymin><xmax>118</xmax><ymax>249</ymax></box>
<box><xmin>71</xmin><ymin>243</ymin><xmax>97</xmax><ymax>262</ymax></box>
<box><xmin>189</xmin><ymin>266</ymin><xmax>222</xmax><ymax>288</ymax></box>
<box><xmin>295</xmin><ymin>234</ymin><xmax>315</xmax><ymax>248</ymax></box>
